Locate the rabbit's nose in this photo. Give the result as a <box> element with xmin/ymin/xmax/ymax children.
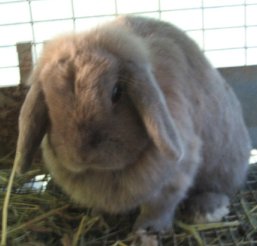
<box><xmin>89</xmin><ymin>131</ymin><xmax>103</xmax><ymax>148</ymax></box>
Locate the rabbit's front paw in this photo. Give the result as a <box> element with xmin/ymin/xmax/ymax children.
<box><xmin>133</xmin><ymin>212</ymin><xmax>172</xmax><ymax>233</ymax></box>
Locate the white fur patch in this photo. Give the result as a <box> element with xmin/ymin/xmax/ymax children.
<box><xmin>205</xmin><ymin>206</ymin><xmax>230</xmax><ymax>222</ymax></box>
<box><xmin>193</xmin><ymin>206</ymin><xmax>230</xmax><ymax>223</ymax></box>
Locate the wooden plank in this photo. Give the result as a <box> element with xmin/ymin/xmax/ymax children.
<box><xmin>16</xmin><ymin>42</ymin><xmax>33</xmax><ymax>85</ymax></box>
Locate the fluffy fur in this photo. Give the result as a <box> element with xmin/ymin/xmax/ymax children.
<box><xmin>15</xmin><ymin>16</ymin><xmax>251</xmax><ymax>231</ymax></box>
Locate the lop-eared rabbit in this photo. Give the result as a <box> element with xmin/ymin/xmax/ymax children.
<box><xmin>14</xmin><ymin>16</ymin><xmax>251</xmax><ymax>232</ymax></box>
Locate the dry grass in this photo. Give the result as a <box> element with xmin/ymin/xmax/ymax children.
<box><xmin>1</xmin><ymin>156</ymin><xmax>257</xmax><ymax>246</ymax></box>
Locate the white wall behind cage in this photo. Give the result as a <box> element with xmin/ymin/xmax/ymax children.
<box><xmin>0</xmin><ymin>0</ymin><xmax>257</xmax><ymax>86</ymax></box>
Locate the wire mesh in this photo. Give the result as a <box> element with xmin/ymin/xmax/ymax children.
<box><xmin>0</xmin><ymin>0</ymin><xmax>257</xmax><ymax>86</ymax></box>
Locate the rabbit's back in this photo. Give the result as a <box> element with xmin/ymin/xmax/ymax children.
<box><xmin>117</xmin><ymin>16</ymin><xmax>251</xmax><ymax>195</ymax></box>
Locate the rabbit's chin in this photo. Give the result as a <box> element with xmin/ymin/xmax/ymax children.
<box><xmin>55</xmin><ymin>151</ymin><xmax>129</xmax><ymax>173</ymax></box>
<box><xmin>61</xmin><ymin>161</ymin><xmax>127</xmax><ymax>173</ymax></box>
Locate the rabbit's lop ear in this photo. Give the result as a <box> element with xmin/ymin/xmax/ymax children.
<box><xmin>14</xmin><ymin>73</ymin><xmax>48</xmax><ymax>174</ymax></box>
<box><xmin>127</xmin><ymin>63</ymin><xmax>184</xmax><ymax>162</ymax></box>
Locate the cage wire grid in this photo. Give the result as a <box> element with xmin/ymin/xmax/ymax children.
<box><xmin>0</xmin><ymin>0</ymin><xmax>257</xmax><ymax>86</ymax></box>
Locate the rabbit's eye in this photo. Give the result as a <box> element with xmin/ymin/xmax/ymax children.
<box><xmin>111</xmin><ymin>83</ymin><xmax>123</xmax><ymax>103</ymax></box>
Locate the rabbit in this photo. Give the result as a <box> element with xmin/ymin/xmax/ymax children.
<box><xmin>14</xmin><ymin>15</ymin><xmax>251</xmax><ymax>232</ymax></box>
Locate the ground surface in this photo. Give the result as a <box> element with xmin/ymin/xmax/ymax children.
<box><xmin>0</xmin><ymin>161</ymin><xmax>257</xmax><ymax>246</ymax></box>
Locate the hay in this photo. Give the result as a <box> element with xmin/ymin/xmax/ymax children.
<box><xmin>1</xmin><ymin>151</ymin><xmax>20</xmax><ymax>246</ymax></box>
<box><xmin>1</xmin><ymin>156</ymin><xmax>257</xmax><ymax>246</ymax></box>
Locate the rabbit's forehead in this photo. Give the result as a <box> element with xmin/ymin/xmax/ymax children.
<box><xmin>75</xmin><ymin>62</ymin><xmax>119</xmax><ymax>94</ymax></box>
<box><xmin>40</xmin><ymin>36</ymin><xmax>123</xmax><ymax>92</ymax></box>
<box><xmin>74</xmin><ymin>49</ymin><xmax>119</xmax><ymax>78</ymax></box>
<box><xmin>76</xmin><ymin>49</ymin><xmax>116</xmax><ymax>68</ymax></box>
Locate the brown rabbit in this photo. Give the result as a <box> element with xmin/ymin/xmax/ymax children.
<box><xmin>14</xmin><ymin>16</ymin><xmax>251</xmax><ymax>232</ymax></box>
